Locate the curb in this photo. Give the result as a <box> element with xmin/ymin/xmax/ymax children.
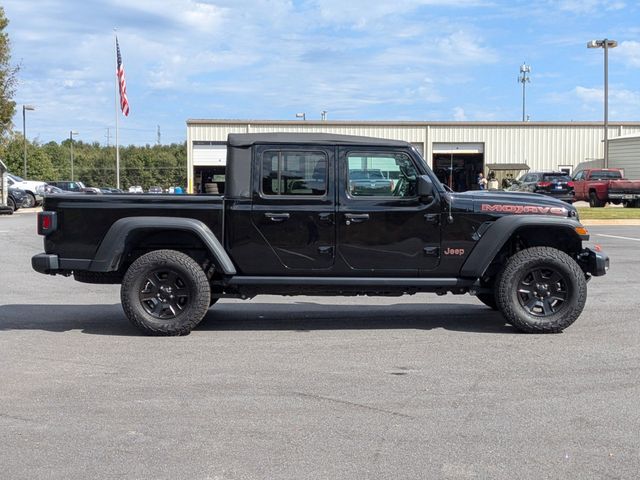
<box><xmin>581</xmin><ymin>219</ymin><xmax>640</xmax><ymax>226</ymax></box>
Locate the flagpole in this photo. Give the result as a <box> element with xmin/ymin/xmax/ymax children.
<box><xmin>114</xmin><ymin>29</ymin><xmax>120</xmax><ymax>190</ymax></box>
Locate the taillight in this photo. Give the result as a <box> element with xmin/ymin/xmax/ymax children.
<box><xmin>567</xmin><ymin>181</ymin><xmax>574</xmax><ymax>188</ymax></box>
<box><xmin>38</xmin><ymin>211</ymin><xmax>57</xmax><ymax>236</ymax></box>
<box><xmin>536</xmin><ymin>181</ymin><xmax>551</xmax><ymax>188</ymax></box>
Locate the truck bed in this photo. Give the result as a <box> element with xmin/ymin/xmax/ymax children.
<box><xmin>43</xmin><ymin>194</ymin><xmax>224</xmax><ymax>260</ymax></box>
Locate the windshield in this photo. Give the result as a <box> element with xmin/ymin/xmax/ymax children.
<box><xmin>543</xmin><ymin>174</ymin><xmax>571</xmax><ymax>181</ymax></box>
<box><xmin>8</xmin><ymin>174</ymin><xmax>24</xmax><ymax>182</ymax></box>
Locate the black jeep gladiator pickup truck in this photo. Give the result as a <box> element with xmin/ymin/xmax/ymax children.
<box><xmin>32</xmin><ymin>133</ymin><xmax>609</xmax><ymax>335</ymax></box>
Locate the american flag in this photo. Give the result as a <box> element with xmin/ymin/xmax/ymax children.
<box><xmin>116</xmin><ymin>37</ymin><xmax>130</xmax><ymax>116</ymax></box>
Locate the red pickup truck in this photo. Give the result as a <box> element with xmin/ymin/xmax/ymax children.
<box><xmin>572</xmin><ymin>168</ymin><xmax>640</xmax><ymax>208</ymax></box>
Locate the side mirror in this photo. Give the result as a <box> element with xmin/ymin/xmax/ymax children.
<box><xmin>417</xmin><ymin>175</ymin><xmax>434</xmax><ymax>198</ymax></box>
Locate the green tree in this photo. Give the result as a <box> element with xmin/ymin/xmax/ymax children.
<box><xmin>0</xmin><ymin>6</ymin><xmax>19</xmax><ymax>140</ymax></box>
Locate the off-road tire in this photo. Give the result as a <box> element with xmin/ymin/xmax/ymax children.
<box><xmin>495</xmin><ymin>247</ymin><xmax>587</xmax><ymax>333</ymax></box>
<box><xmin>121</xmin><ymin>249</ymin><xmax>210</xmax><ymax>336</ymax></box>
<box><xmin>74</xmin><ymin>271</ymin><xmax>123</xmax><ymax>284</ymax></box>
<box><xmin>589</xmin><ymin>192</ymin><xmax>605</xmax><ymax>208</ymax></box>
<box><xmin>476</xmin><ymin>293</ymin><xmax>498</xmax><ymax>310</ymax></box>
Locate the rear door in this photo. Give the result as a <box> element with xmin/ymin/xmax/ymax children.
<box><xmin>250</xmin><ymin>145</ymin><xmax>336</xmax><ymax>271</ymax></box>
<box><xmin>336</xmin><ymin>148</ymin><xmax>441</xmax><ymax>274</ymax></box>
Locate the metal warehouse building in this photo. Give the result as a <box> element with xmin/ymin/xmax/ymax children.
<box><xmin>186</xmin><ymin>120</ymin><xmax>640</xmax><ymax>194</ymax></box>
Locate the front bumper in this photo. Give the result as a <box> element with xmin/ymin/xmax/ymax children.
<box><xmin>579</xmin><ymin>247</ymin><xmax>609</xmax><ymax>277</ymax></box>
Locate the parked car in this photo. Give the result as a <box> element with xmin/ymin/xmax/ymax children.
<box><xmin>148</xmin><ymin>186</ymin><xmax>163</xmax><ymax>194</ymax></box>
<box><xmin>511</xmin><ymin>171</ymin><xmax>575</xmax><ymax>203</ymax></box>
<box><xmin>572</xmin><ymin>168</ymin><xmax>640</xmax><ymax>208</ymax></box>
<box><xmin>99</xmin><ymin>187</ymin><xmax>123</xmax><ymax>194</ymax></box>
<box><xmin>6</xmin><ymin>173</ymin><xmax>46</xmax><ymax>207</ymax></box>
<box><xmin>7</xmin><ymin>186</ymin><xmax>28</xmax><ymax>212</ymax></box>
<box><xmin>128</xmin><ymin>186</ymin><xmax>143</xmax><ymax>193</ymax></box>
<box><xmin>46</xmin><ymin>181</ymin><xmax>90</xmax><ymax>193</ymax></box>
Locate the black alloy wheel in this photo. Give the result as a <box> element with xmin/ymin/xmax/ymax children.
<box><xmin>516</xmin><ymin>267</ymin><xmax>568</xmax><ymax>317</ymax></box>
<box><xmin>121</xmin><ymin>249</ymin><xmax>210</xmax><ymax>335</ymax></box>
<box><xmin>495</xmin><ymin>246</ymin><xmax>587</xmax><ymax>333</ymax></box>
<box><xmin>139</xmin><ymin>269</ymin><xmax>191</xmax><ymax>319</ymax></box>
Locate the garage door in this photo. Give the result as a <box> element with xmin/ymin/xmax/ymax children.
<box><xmin>433</xmin><ymin>143</ymin><xmax>484</xmax><ymax>154</ymax></box>
<box><xmin>193</xmin><ymin>144</ymin><xmax>227</xmax><ymax>167</ymax></box>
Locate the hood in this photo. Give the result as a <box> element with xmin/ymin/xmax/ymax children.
<box><xmin>455</xmin><ymin>190</ymin><xmax>578</xmax><ymax>219</ymax></box>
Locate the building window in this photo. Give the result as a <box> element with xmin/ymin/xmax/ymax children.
<box><xmin>347</xmin><ymin>152</ymin><xmax>417</xmax><ymax>197</ymax></box>
<box><xmin>262</xmin><ymin>151</ymin><xmax>327</xmax><ymax>196</ymax></box>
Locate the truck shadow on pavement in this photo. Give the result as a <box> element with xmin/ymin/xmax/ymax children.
<box><xmin>0</xmin><ymin>302</ymin><xmax>516</xmax><ymax>335</ymax></box>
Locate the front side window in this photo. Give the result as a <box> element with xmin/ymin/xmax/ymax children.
<box><xmin>347</xmin><ymin>152</ymin><xmax>417</xmax><ymax>197</ymax></box>
<box><xmin>261</xmin><ymin>150</ymin><xmax>327</xmax><ymax>196</ymax></box>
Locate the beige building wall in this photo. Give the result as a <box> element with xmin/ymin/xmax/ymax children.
<box><xmin>186</xmin><ymin>120</ymin><xmax>640</xmax><ymax>191</ymax></box>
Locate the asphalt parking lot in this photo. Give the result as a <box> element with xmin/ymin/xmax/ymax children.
<box><xmin>1</xmin><ymin>210</ymin><xmax>639</xmax><ymax>479</ymax></box>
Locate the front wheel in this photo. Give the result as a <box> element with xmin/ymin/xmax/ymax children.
<box><xmin>7</xmin><ymin>197</ymin><xmax>16</xmax><ymax>212</ymax></box>
<box><xmin>121</xmin><ymin>249</ymin><xmax>211</xmax><ymax>335</ymax></box>
<box><xmin>495</xmin><ymin>247</ymin><xmax>587</xmax><ymax>333</ymax></box>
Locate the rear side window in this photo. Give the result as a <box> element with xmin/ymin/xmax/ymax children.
<box><xmin>261</xmin><ymin>150</ymin><xmax>327</xmax><ymax>196</ymax></box>
<box><xmin>590</xmin><ymin>170</ymin><xmax>622</xmax><ymax>180</ymax></box>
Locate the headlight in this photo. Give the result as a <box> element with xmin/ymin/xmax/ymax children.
<box><xmin>36</xmin><ymin>184</ymin><xmax>47</xmax><ymax>194</ymax></box>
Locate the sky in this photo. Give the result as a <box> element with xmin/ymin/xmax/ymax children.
<box><xmin>4</xmin><ymin>0</ymin><xmax>640</xmax><ymax>146</ymax></box>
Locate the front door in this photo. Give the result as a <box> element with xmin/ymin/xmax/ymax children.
<box><xmin>337</xmin><ymin>148</ymin><xmax>441</xmax><ymax>274</ymax></box>
<box><xmin>250</xmin><ymin>145</ymin><xmax>335</xmax><ymax>272</ymax></box>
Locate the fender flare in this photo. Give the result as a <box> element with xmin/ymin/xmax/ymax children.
<box><xmin>88</xmin><ymin>216</ymin><xmax>236</xmax><ymax>275</ymax></box>
<box><xmin>460</xmin><ymin>215</ymin><xmax>585</xmax><ymax>279</ymax></box>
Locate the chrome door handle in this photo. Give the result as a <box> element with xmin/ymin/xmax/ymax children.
<box><xmin>264</xmin><ymin>212</ymin><xmax>290</xmax><ymax>222</ymax></box>
<box><xmin>344</xmin><ymin>213</ymin><xmax>370</xmax><ymax>224</ymax></box>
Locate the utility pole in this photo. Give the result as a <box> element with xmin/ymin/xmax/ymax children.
<box><xmin>157</xmin><ymin>125</ymin><xmax>161</xmax><ymax>145</ymax></box>
<box><xmin>105</xmin><ymin>127</ymin><xmax>111</xmax><ymax>147</ymax></box>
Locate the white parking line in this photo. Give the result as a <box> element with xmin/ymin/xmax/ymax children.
<box><xmin>595</xmin><ymin>233</ymin><xmax>640</xmax><ymax>242</ymax></box>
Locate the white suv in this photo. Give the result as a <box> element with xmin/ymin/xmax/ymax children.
<box><xmin>6</xmin><ymin>174</ymin><xmax>47</xmax><ymax>207</ymax></box>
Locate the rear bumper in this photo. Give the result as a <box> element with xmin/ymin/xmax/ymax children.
<box><xmin>579</xmin><ymin>248</ymin><xmax>609</xmax><ymax>277</ymax></box>
<box><xmin>32</xmin><ymin>253</ymin><xmax>91</xmax><ymax>275</ymax></box>
<box><xmin>609</xmin><ymin>192</ymin><xmax>640</xmax><ymax>200</ymax></box>
<box><xmin>32</xmin><ymin>253</ymin><xmax>59</xmax><ymax>274</ymax></box>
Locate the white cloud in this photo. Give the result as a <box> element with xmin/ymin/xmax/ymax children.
<box><xmin>556</xmin><ymin>0</ymin><xmax>626</xmax><ymax>13</ymax></box>
<box><xmin>574</xmin><ymin>85</ymin><xmax>640</xmax><ymax>118</ymax></box>
<box><xmin>617</xmin><ymin>40</ymin><xmax>640</xmax><ymax>68</ymax></box>
<box><xmin>453</xmin><ymin>106</ymin><xmax>467</xmax><ymax>121</ymax></box>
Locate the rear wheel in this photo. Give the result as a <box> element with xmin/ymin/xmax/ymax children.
<box><xmin>589</xmin><ymin>192</ymin><xmax>605</xmax><ymax>208</ymax></box>
<box><xmin>121</xmin><ymin>249</ymin><xmax>210</xmax><ymax>335</ymax></box>
<box><xmin>623</xmin><ymin>200</ymin><xmax>638</xmax><ymax>208</ymax></box>
<box><xmin>495</xmin><ymin>247</ymin><xmax>587</xmax><ymax>333</ymax></box>
<box><xmin>7</xmin><ymin>197</ymin><xmax>16</xmax><ymax>212</ymax></box>
<box><xmin>24</xmin><ymin>192</ymin><xmax>36</xmax><ymax>208</ymax></box>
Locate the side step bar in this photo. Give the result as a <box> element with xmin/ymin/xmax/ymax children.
<box><xmin>227</xmin><ymin>276</ymin><xmax>474</xmax><ymax>288</ymax></box>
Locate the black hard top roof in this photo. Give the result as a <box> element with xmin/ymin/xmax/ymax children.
<box><xmin>227</xmin><ymin>133</ymin><xmax>410</xmax><ymax>148</ymax></box>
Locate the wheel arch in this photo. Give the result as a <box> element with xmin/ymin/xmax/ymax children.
<box><xmin>460</xmin><ymin>216</ymin><xmax>585</xmax><ymax>279</ymax></box>
<box><xmin>88</xmin><ymin>217</ymin><xmax>236</xmax><ymax>275</ymax></box>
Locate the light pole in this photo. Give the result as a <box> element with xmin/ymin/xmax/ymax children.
<box><xmin>69</xmin><ymin>131</ymin><xmax>79</xmax><ymax>181</ymax></box>
<box><xmin>518</xmin><ymin>63</ymin><xmax>531</xmax><ymax>122</ymax></box>
<box><xmin>587</xmin><ymin>39</ymin><xmax>618</xmax><ymax>168</ymax></box>
<box><xmin>295</xmin><ymin>112</ymin><xmax>306</xmax><ymax>121</ymax></box>
<box><xmin>22</xmin><ymin>105</ymin><xmax>35</xmax><ymax>178</ymax></box>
